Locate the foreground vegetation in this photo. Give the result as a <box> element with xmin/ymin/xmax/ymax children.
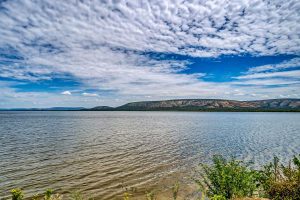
<box><xmin>8</xmin><ymin>154</ymin><xmax>300</xmax><ymax>200</ymax></box>
<box><xmin>196</xmin><ymin>155</ymin><xmax>300</xmax><ymax>199</ymax></box>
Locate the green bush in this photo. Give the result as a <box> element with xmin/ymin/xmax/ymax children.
<box><xmin>211</xmin><ymin>195</ymin><xmax>227</xmax><ymax>200</ymax></box>
<box><xmin>44</xmin><ymin>189</ymin><xmax>53</xmax><ymax>200</ymax></box>
<box><xmin>259</xmin><ymin>154</ymin><xmax>300</xmax><ymax>200</ymax></box>
<box><xmin>195</xmin><ymin>155</ymin><xmax>260</xmax><ymax>199</ymax></box>
<box><xmin>11</xmin><ymin>188</ymin><xmax>24</xmax><ymax>200</ymax></box>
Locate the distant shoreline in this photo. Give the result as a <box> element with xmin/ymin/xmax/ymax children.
<box><xmin>1</xmin><ymin>98</ymin><xmax>300</xmax><ymax>112</ymax></box>
<box><xmin>1</xmin><ymin>109</ymin><xmax>300</xmax><ymax>112</ymax></box>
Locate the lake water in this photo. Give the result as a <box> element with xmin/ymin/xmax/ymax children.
<box><xmin>0</xmin><ymin>111</ymin><xmax>299</xmax><ymax>199</ymax></box>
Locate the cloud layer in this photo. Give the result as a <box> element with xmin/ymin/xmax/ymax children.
<box><xmin>0</xmin><ymin>0</ymin><xmax>299</xmax><ymax>107</ymax></box>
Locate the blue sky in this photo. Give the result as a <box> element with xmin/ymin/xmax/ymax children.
<box><xmin>0</xmin><ymin>0</ymin><xmax>299</xmax><ymax>108</ymax></box>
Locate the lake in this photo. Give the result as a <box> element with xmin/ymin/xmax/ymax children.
<box><xmin>0</xmin><ymin>111</ymin><xmax>299</xmax><ymax>199</ymax></box>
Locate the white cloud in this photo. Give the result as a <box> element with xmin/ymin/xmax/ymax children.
<box><xmin>233</xmin><ymin>78</ymin><xmax>300</xmax><ymax>86</ymax></box>
<box><xmin>82</xmin><ymin>92</ymin><xmax>99</xmax><ymax>97</ymax></box>
<box><xmin>0</xmin><ymin>87</ymin><xmax>110</xmax><ymax>109</ymax></box>
<box><xmin>0</xmin><ymin>0</ymin><xmax>299</xmax><ymax>107</ymax></box>
<box><xmin>233</xmin><ymin>58</ymin><xmax>300</xmax><ymax>87</ymax></box>
<box><xmin>236</xmin><ymin>70</ymin><xmax>300</xmax><ymax>80</ymax></box>
<box><xmin>61</xmin><ymin>91</ymin><xmax>72</xmax><ymax>95</ymax></box>
<box><xmin>247</xmin><ymin>58</ymin><xmax>300</xmax><ymax>73</ymax></box>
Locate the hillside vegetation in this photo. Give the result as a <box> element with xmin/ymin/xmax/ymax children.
<box><xmin>89</xmin><ymin>99</ymin><xmax>300</xmax><ymax>111</ymax></box>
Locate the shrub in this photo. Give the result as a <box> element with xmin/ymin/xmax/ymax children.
<box><xmin>195</xmin><ymin>155</ymin><xmax>260</xmax><ymax>199</ymax></box>
<box><xmin>259</xmin><ymin>154</ymin><xmax>300</xmax><ymax>200</ymax></box>
<box><xmin>10</xmin><ymin>188</ymin><xmax>63</xmax><ymax>200</ymax></box>
<box><xmin>44</xmin><ymin>189</ymin><xmax>53</xmax><ymax>200</ymax></box>
<box><xmin>145</xmin><ymin>191</ymin><xmax>156</xmax><ymax>200</ymax></box>
<box><xmin>268</xmin><ymin>181</ymin><xmax>300</xmax><ymax>199</ymax></box>
<box><xmin>122</xmin><ymin>191</ymin><xmax>132</xmax><ymax>200</ymax></box>
<box><xmin>211</xmin><ymin>195</ymin><xmax>227</xmax><ymax>200</ymax></box>
<box><xmin>11</xmin><ymin>188</ymin><xmax>24</xmax><ymax>200</ymax></box>
<box><xmin>71</xmin><ymin>192</ymin><xmax>85</xmax><ymax>200</ymax></box>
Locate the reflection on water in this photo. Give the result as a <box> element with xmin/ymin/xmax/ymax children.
<box><xmin>0</xmin><ymin>111</ymin><xmax>299</xmax><ymax>199</ymax></box>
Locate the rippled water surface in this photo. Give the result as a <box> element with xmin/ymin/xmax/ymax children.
<box><xmin>0</xmin><ymin>111</ymin><xmax>299</xmax><ymax>199</ymax></box>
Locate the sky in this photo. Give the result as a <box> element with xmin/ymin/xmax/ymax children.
<box><xmin>0</xmin><ymin>0</ymin><xmax>299</xmax><ymax>108</ymax></box>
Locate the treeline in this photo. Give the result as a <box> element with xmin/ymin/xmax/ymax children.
<box><xmin>87</xmin><ymin>107</ymin><xmax>300</xmax><ymax>112</ymax></box>
<box><xmin>114</xmin><ymin>107</ymin><xmax>300</xmax><ymax>112</ymax></box>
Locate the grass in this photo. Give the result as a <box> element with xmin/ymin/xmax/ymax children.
<box><xmin>145</xmin><ymin>191</ymin><xmax>156</xmax><ymax>200</ymax></box>
<box><xmin>171</xmin><ymin>181</ymin><xmax>180</xmax><ymax>200</ymax></box>
<box><xmin>6</xmin><ymin>154</ymin><xmax>300</xmax><ymax>200</ymax></box>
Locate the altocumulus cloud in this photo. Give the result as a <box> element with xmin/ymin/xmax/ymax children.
<box><xmin>0</xmin><ymin>0</ymin><xmax>299</xmax><ymax>107</ymax></box>
<box><xmin>61</xmin><ymin>91</ymin><xmax>72</xmax><ymax>95</ymax></box>
<box><xmin>82</xmin><ymin>92</ymin><xmax>99</xmax><ymax>97</ymax></box>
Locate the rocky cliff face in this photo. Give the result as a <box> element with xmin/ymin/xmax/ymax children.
<box><xmin>116</xmin><ymin>99</ymin><xmax>300</xmax><ymax>111</ymax></box>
